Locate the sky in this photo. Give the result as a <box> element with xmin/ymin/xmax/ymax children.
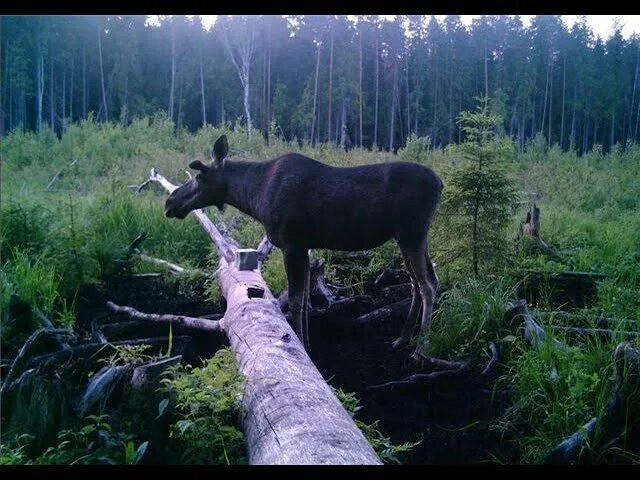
<box><xmin>147</xmin><ymin>15</ymin><xmax>640</xmax><ymax>40</ymax></box>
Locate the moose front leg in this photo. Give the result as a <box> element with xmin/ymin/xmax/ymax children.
<box><xmin>283</xmin><ymin>247</ymin><xmax>311</xmax><ymax>350</ymax></box>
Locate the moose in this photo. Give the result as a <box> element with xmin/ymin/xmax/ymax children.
<box><xmin>165</xmin><ymin>135</ymin><xmax>443</xmax><ymax>353</ymax></box>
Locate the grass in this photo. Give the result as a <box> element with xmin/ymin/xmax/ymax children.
<box><xmin>2</xmin><ymin>116</ymin><xmax>639</xmax><ymax>464</ymax></box>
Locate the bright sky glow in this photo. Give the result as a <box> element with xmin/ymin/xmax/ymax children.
<box><xmin>146</xmin><ymin>15</ymin><xmax>640</xmax><ymax>40</ymax></box>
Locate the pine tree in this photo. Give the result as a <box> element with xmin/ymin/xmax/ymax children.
<box><xmin>440</xmin><ymin>95</ymin><xmax>517</xmax><ymax>277</ymax></box>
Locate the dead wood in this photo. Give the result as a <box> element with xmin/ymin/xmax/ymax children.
<box><xmin>546</xmin><ymin>342</ymin><xmax>640</xmax><ymax>464</ymax></box>
<box><xmin>142</xmin><ymin>168</ymin><xmax>382</xmax><ymax>465</ymax></box>
<box><xmin>504</xmin><ymin>299</ymin><xmax>565</xmax><ymax>349</ymax></box>
<box><xmin>515</xmin><ymin>197</ymin><xmax>562</xmax><ymax>260</ymax></box>
<box><xmin>106</xmin><ymin>301</ymin><xmax>224</xmax><ymax>333</ymax></box>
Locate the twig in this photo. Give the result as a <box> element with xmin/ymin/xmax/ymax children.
<box><xmin>481</xmin><ymin>342</ymin><xmax>499</xmax><ymax>377</ymax></box>
<box><xmin>126</xmin><ymin>232</ymin><xmax>149</xmax><ymax>252</ymax></box>
<box><xmin>367</xmin><ymin>368</ymin><xmax>467</xmax><ymax>391</ymax></box>
<box><xmin>137</xmin><ymin>253</ymin><xmax>191</xmax><ymax>274</ymax></box>
<box><xmin>46</xmin><ymin>158</ymin><xmax>79</xmax><ymax>190</ymax></box>
<box><xmin>106</xmin><ymin>301</ymin><xmax>225</xmax><ymax>333</ymax></box>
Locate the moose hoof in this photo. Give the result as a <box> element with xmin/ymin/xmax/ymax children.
<box><xmin>391</xmin><ymin>337</ymin><xmax>408</xmax><ymax>350</ymax></box>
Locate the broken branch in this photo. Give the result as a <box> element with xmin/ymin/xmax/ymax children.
<box><xmin>106</xmin><ymin>301</ymin><xmax>225</xmax><ymax>333</ymax></box>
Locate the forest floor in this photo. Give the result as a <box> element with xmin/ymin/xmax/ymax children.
<box><xmin>74</xmin><ymin>272</ymin><xmax>506</xmax><ymax>465</ymax></box>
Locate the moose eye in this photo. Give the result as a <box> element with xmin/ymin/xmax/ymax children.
<box><xmin>195</xmin><ymin>173</ymin><xmax>203</xmax><ymax>181</ymax></box>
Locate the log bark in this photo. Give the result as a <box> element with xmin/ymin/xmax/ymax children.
<box><xmin>504</xmin><ymin>299</ymin><xmax>565</xmax><ymax>349</ymax></box>
<box><xmin>145</xmin><ymin>169</ymin><xmax>381</xmax><ymax>465</ymax></box>
<box><xmin>516</xmin><ymin>198</ymin><xmax>562</xmax><ymax>260</ymax></box>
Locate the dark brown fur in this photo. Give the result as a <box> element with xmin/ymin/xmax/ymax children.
<box><xmin>165</xmin><ymin>136</ymin><xmax>443</xmax><ymax>352</ymax></box>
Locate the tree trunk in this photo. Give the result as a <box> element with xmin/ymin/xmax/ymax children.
<box><xmin>448</xmin><ymin>66</ymin><xmax>453</xmax><ymax>144</ymax></box>
<box><xmin>69</xmin><ymin>55</ymin><xmax>74</xmax><ymax>123</ymax></box>
<box><xmin>359</xmin><ymin>30</ymin><xmax>363</xmax><ymax>148</ymax></box>
<box><xmin>168</xmin><ymin>21</ymin><xmax>176</xmax><ymax>123</ymax></box>
<box><xmin>267</xmin><ymin>34</ymin><xmax>271</xmax><ymax>141</ymax></box>
<box><xmin>340</xmin><ymin>98</ymin><xmax>347</xmax><ymax>149</ymax></box>
<box><xmin>36</xmin><ymin>54</ymin><xmax>44</xmax><ymax>132</ymax></box>
<box><xmin>177</xmin><ymin>73</ymin><xmax>184</xmax><ymax>130</ymax></box>
<box><xmin>610</xmin><ymin>109</ymin><xmax>615</xmax><ymax>149</ymax></box>
<box><xmin>97</xmin><ymin>24</ymin><xmax>108</xmax><ymax>122</ymax></box>
<box><xmin>61</xmin><ymin>62</ymin><xmax>66</xmax><ymax>134</ymax></box>
<box><xmin>82</xmin><ymin>45</ymin><xmax>87</xmax><ymax>120</ymax></box>
<box><xmin>569</xmin><ymin>78</ymin><xmax>577</xmax><ymax>151</ymax></box>
<box><xmin>221</xmin><ymin>22</ymin><xmax>254</xmax><ymax>137</ymax></box>
<box><xmin>548</xmin><ymin>57</ymin><xmax>553</xmax><ymax>149</ymax></box>
<box><xmin>49</xmin><ymin>51</ymin><xmax>54</xmax><ymax>129</ymax></box>
<box><xmin>560</xmin><ymin>54</ymin><xmax>566</xmax><ymax>150</ymax></box>
<box><xmin>389</xmin><ymin>58</ymin><xmax>398</xmax><ymax>152</ymax></box>
<box><xmin>199</xmin><ymin>54</ymin><xmax>207</xmax><ymax>127</ymax></box>
<box><xmin>147</xmin><ymin>170</ymin><xmax>382</xmax><ymax>465</ymax></box>
<box><xmin>2</xmin><ymin>41</ymin><xmax>8</xmax><ymax>135</ymax></box>
<box><xmin>327</xmin><ymin>24</ymin><xmax>334</xmax><ymax>143</ymax></box>
<box><xmin>432</xmin><ymin>58</ymin><xmax>438</xmax><ymax>148</ymax></box>
<box><xmin>636</xmin><ymin>88</ymin><xmax>640</xmax><ymax>141</ymax></box>
<box><xmin>310</xmin><ymin>44</ymin><xmax>321</xmax><ymax>146</ymax></box>
<box><xmin>406</xmin><ymin>54</ymin><xmax>411</xmax><ymax>140</ymax></box>
<box><xmin>221</xmin><ymin>95</ymin><xmax>225</xmax><ymax>125</ymax></box>
<box><xmin>540</xmin><ymin>58</ymin><xmax>550</xmax><ymax>136</ymax></box>
<box><xmin>484</xmin><ymin>38</ymin><xmax>488</xmax><ymax>104</ymax></box>
<box><xmin>628</xmin><ymin>45</ymin><xmax>640</xmax><ymax>142</ymax></box>
<box><xmin>373</xmin><ymin>34</ymin><xmax>379</xmax><ymax>149</ymax></box>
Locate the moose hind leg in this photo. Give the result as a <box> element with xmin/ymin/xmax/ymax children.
<box><xmin>283</xmin><ymin>248</ymin><xmax>311</xmax><ymax>349</ymax></box>
<box><xmin>403</xmin><ymin>237</ymin><xmax>437</xmax><ymax>350</ymax></box>
<box><xmin>392</xmin><ymin>242</ymin><xmax>422</xmax><ymax>350</ymax></box>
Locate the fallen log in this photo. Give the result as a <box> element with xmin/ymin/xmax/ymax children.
<box><xmin>139</xmin><ymin>168</ymin><xmax>381</xmax><ymax>465</ymax></box>
<box><xmin>546</xmin><ymin>342</ymin><xmax>640</xmax><ymax>464</ymax></box>
<box><xmin>504</xmin><ymin>300</ymin><xmax>565</xmax><ymax>349</ymax></box>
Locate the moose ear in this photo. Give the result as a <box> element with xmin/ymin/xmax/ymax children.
<box><xmin>189</xmin><ymin>160</ymin><xmax>210</xmax><ymax>173</ymax></box>
<box><xmin>210</xmin><ymin>135</ymin><xmax>229</xmax><ymax>168</ymax></box>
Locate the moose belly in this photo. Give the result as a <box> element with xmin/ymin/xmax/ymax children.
<box><xmin>282</xmin><ymin>214</ymin><xmax>395</xmax><ymax>251</ymax></box>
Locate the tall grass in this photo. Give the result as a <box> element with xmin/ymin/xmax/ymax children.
<box><xmin>2</xmin><ymin>117</ymin><xmax>639</xmax><ymax>463</ymax></box>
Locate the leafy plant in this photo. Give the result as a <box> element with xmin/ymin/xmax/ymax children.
<box><xmin>0</xmin><ymin>415</ymin><xmax>146</xmax><ymax>465</ymax></box>
<box><xmin>101</xmin><ymin>344</ymin><xmax>154</xmax><ymax>367</ymax></box>
<box><xmin>160</xmin><ymin>348</ymin><xmax>246</xmax><ymax>464</ymax></box>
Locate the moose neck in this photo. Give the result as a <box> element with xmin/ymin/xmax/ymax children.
<box><xmin>222</xmin><ymin>160</ymin><xmax>268</xmax><ymax>222</ymax></box>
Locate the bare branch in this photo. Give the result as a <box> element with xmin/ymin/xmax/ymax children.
<box><xmin>367</xmin><ymin>368</ymin><xmax>467</xmax><ymax>391</ymax></box>
<box><xmin>46</xmin><ymin>158</ymin><xmax>79</xmax><ymax>190</ymax></box>
<box><xmin>106</xmin><ymin>301</ymin><xmax>225</xmax><ymax>333</ymax></box>
<box><xmin>481</xmin><ymin>342</ymin><xmax>499</xmax><ymax>377</ymax></box>
<box><xmin>137</xmin><ymin>253</ymin><xmax>192</xmax><ymax>275</ymax></box>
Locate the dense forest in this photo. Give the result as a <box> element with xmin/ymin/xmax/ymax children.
<box><xmin>3</xmin><ymin>15</ymin><xmax>640</xmax><ymax>153</ymax></box>
<box><xmin>2</xmin><ymin>15</ymin><xmax>640</xmax><ymax>465</ymax></box>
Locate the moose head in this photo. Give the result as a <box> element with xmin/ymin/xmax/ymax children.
<box><xmin>165</xmin><ymin>135</ymin><xmax>229</xmax><ymax>219</ymax></box>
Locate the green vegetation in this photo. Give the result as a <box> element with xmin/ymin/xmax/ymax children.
<box><xmin>160</xmin><ymin>348</ymin><xmax>246</xmax><ymax>465</ymax></box>
<box><xmin>0</xmin><ymin>415</ymin><xmax>146</xmax><ymax>465</ymax></box>
<box><xmin>1</xmin><ymin>116</ymin><xmax>638</xmax><ymax>464</ymax></box>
